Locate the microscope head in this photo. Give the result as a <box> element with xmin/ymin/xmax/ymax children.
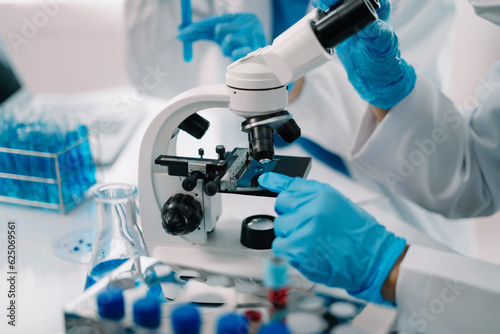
<box><xmin>225</xmin><ymin>51</ymin><xmax>301</xmax><ymax>164</ymax></box>
<box><xmin>225</xmin><ymin>0</ymin><xmax>379</xmax><ymax>164</ymax></box>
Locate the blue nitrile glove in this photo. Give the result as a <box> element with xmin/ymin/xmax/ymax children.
<box><xmin>312</xmin><ymin>0</ymin><xmax>390</xmax><ymax>21</ymax></box>
<box><xmin>177</xmin><ymin>13</ymin><xmax>267</xmax><ymax>62</ymax></box>
<box><xmin>313</xmin><ymin>0</ymin><xmax>415</xmax><ymax>110</ymax></box>
<box><xmin>311</xmin><ymin>0</ymin><xmax>341</xmax><ymax>12</ymax></box>
<box><xmin>258</xmin><ymin>172</ymin><xmax>406</xmax><ymax>305</ymax></box>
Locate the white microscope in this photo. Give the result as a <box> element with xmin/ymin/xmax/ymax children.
<box><xmin>138</xmin><ymin>0</ymin><xmax>379</xmax><ymax>254</ymax></box>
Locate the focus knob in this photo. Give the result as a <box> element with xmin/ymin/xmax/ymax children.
<box><xmin>161</xmin><ymin>194</ymin><xmax>203</xmax><ymax>236</ymax></box>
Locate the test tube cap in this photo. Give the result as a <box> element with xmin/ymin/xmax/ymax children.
<box><xmin>216</xmin><ymin>313</ymin><xmax>249</xmax><ymax>334</ymax></box>
<box><xmin>258</xmin><ymin>321</ymin><xmax>291</xmax><ymax>334</ymax></box>
<box><xmin>133</xmin><ymin>296</ymin><xmax>161</xmax><ymax>329</ymax></box>
<box><xmin>171</xmin><ymin>304</ymin><xmax>201</xmax><ymax>334</ymax></box>
<box><xmin>97</xmin><ymin>287</ymin><xmax>125</xmax><ymax>320</ymax></box>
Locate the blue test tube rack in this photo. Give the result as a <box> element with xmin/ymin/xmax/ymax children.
<box><xmin>0</xmin><ymin>135</ymin><xmax>96</xmax><ymax>213</ymax></box>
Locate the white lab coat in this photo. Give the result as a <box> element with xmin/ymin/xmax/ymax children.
<box><xmin>395</xmin><ymin>245</ymin><xmax>500</xmax><ymax>333</ymax></box>
<box><xmin>348</xmin><ymin>59</ymin><xmax>500</xmax><ymax>334</ymax></box>
<box><xmin>350</xmin><ymin>62</ymin><xmax>500</xmax><ymax>218</ymax></box>
<box><xmin>288</xmin><ymin>0</ymin><xmax>476</xmax><ymax>255</ymax></box>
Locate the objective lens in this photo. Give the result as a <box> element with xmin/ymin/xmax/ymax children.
<box><xmin>249</xmin><ymin>125</ymin><xmax>274</xmax><ymax>164</ymax></box>
<box><xmin>276</xmin><ymin>119</ymin><xmax>301</xmax><ymax>143</ymax></box>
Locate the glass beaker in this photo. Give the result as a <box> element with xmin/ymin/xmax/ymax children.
<box><xmin>85</xmin><ymin>183</ymin><xmax>149</xmax><ymax>289</ymax></box>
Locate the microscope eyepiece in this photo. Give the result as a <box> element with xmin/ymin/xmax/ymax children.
<box><xmin>312</xmin><ymin>0</ymin><xmax>379</xmax><ymax>50</ymax></box>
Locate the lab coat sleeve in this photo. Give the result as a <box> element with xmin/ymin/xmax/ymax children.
<box><xmin>395</xmin><ymin>245</ymin><xmax>500</xmax><ymax>334</ymax></box>
<box><xmin>349</xmin><ymin>62</ymin><xmax>500</xmax><ymax>218</ymax></box>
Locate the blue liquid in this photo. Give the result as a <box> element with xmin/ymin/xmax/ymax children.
<box><xmin>85</xmin><ymin>258</ymin><xmax>166</xmax><ymax>301</ymax></box>
<box><xmin>181</xmin><ymin>0</ymin><xmax>193</xmax><ymax>62</ymax></box>
<box><xmin>183</xmin><ymin>43</ymin><xmax>193</xmax><ymax>62</ymax></box>
<box><xmin>0</xmin><ymin>122</ymin><xmax>96</xmax><ymax>208</ymax></box>
<box><xmin>84</xmin><ymin>258</ymin><xmax>129</xmax><ymax>289</ymax></box>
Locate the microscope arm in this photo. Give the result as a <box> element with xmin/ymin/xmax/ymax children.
<box><xmin>138</xmin><ymin>84</ymin><xmax>230</xmax><ymax>232</ymax></box>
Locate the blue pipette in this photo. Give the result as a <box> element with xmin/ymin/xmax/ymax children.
<box><xmin>180</xmin><ymin>0</ymin><xmax>193</xmax><ymax>62</ymax></box>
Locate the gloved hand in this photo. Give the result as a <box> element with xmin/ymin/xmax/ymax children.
<box><xmin>313</xmin><ymin>0</ymin><xmax>415</xmax><ymax>110</ymax></box>
<box><xmin>177</xmin><ymin>13</ymin><xmax>267</xmax><ymax>62</ymax></box>
<box><xmin>258</xmin><ymin>172</ymin><xmax>406</xmax><ymax>305</ymax></box>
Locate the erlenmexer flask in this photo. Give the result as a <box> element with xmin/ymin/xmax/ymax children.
<box><xmin>85</xmin><ymin>183</ymin><xmax>149</xmax><ymax>289</ymax></box>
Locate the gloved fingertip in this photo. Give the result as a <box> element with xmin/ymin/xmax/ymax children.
<box><xmin>258</xmin><ymin>172</ymin><xmax>293</xmax><ymax>193</ymax></box>
<box><xmin>177</xmin><ymin>27</ymin><xmax>207</xmax><ymax>42</ymax></box>
<box><xmin>257</xmin><ymin>173</ymin><xmax>274</xmax><ymax>190</ymax></box>
<box><xmin>176</xmin><ymin>35</ymin><xmax>189</xmax><ymax>42</ymax></box>
<box><xmin>271</xmin><ymin>237</ymin><xmax>286</xmax><ymax>256</ymax></box>
<box><xmin>176</xmin><ymin>30</ymin><xmax>188</xmax><ymax>41</ymax></box>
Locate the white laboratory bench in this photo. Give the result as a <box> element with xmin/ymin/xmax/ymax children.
<box><xmin>0</xmin><ymin>96</ymin><xmax>452</xmax><ymax>334</ymax></box>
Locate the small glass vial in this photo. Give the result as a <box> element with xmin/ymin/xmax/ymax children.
<box><xmin>85</xmin><ymin>184</ymin><xmax>149</xmax><ymax>289</ymax></box>
<box><xmin>133</xmin><ymin>296</ymin><xmax>162</xmax><ymax>333</ymax></box>
<box><xmin>263</xmin><ymin>257</ymin><xmax>289</xmax><ymax>320</ymax></box>
<box><xmin>97</xmin><ymin>287</ymin><xmax>126</xmax><ymax>334</ymax></box>
<box><xmin>171</xmin><ymin>304</ymin><xmax>201</xmax><ymax>334</ymax></box>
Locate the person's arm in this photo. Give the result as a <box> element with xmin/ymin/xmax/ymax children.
<box><xmin>377</xmin><ymin>242</ymin><xmax>500</xmax><ymax>333</ymax></box>
<box><xmin>350</xmin><ymin>65</ymin><xmax>500</xmax><ymax>218</ymax></box>
<box><xmin>381</xmin><ymin>245</ymin><xmax>408</xmax><ymax>303</ymax></box>
<box><xmin>395</xmin><ymin>244</ymin><xmax>500</xmax><ymax>333</ymax></box>
<box><xmin>370</xmin><ymin>105</ymin><xmax>389</xmax><ymax>123</ymax></box>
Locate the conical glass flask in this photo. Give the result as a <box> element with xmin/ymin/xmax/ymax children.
<box><xmin>85</xmin><ymin>183</ymin><xmax>149</xmax><ymax>289</ymax></box>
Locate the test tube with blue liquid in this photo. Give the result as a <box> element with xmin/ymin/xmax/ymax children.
<box><xmin>0</xmin><ymin>107</ymin><xmax>96</xmax><ymax>210</ymax></box>
<box><xmin>133</xmin><ymin>296</ymin><xmax>162</xmax><ymax>333</ymax></box>
<box><xmin>180</xmin><ymin>0</ymin><xmax>193</xmax><ymax>62</ymax></box>
<box><xmin>264</xmin><ymin>256</ymin><xmax>289</xmax><ymax>321</ymax></box>
<box><xmin>97</xmin><ymin>287</ymin><xmax>126</xmax><ymax>334</ymax></box>
<box><xmin>171</xmin><ymin>304</ymin><xmax>201</xmax><ymax>334</ymax></box>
